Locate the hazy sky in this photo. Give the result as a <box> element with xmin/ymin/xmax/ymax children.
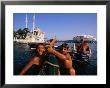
<box><xmin>13</xmin><ymin>13</ymin><xmax>97</xmax><ymax>40</ymax></box>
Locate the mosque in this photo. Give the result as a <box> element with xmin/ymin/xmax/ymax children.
<box><xmin>14</xmin><ymin>14</ymin><xmax>45</xmax><ymax>43</ymax></box>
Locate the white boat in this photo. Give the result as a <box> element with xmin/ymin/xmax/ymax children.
<box><xmin>73</xmin><ymin>35</ymin><xmax>96</xmax><ymax>43</ymax></box>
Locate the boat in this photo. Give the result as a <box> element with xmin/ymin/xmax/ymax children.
<box><xmin>26</xmin><ymin>27</ymin><xmax>45</xmax><ymax>49</ymax></box>
<box><xmin>73</xmin><ymin>35</ymin><xmax>96</xmax><ymax>43</ymax></box>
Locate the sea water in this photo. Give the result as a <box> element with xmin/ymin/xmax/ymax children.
<box><xmin>14</xmin><ymin>42</ymin><xmax>97</xmax><ymax>75</ymax></box>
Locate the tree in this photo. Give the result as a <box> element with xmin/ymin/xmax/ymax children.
<box><xmin>16</xmin><ymin>28</ymin><xmax>24</xmax><ymax>39</ymax></box>
<box><xmin>23</xmin><ymin>28</ymin><xmax>30</xmax><ymax>39</ymax></box>
<box><xmin>13</xmin><ymin>31</ymin><xmax>17</xmax><ymax>38</ymax></box>
<box><xmin>14</xmin><ymin>28</ymin><xmax>30</xmax><ymax>39</ymax></box>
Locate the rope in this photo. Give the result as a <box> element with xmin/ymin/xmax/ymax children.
<box><xmin>44</xmin><ymin>61</ymin><xmax>59</xmax><ymax>68</ymax></box>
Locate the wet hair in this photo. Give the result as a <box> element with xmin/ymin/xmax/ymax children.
<box><xmin>83</xmin><ymin>41</ymin><xmax>88</xmax><ymax>43</ymax></box>
<box><xmin>80</xmin><ymin>39</ymin><xmax>83</xmax><ymax>43</ymax></box>
<box><xmin>36</xmin><ymin>43</ymin><xmax>45</xmax><ymax>49</ymax></box>
<box><xmin>49</xmin><ymin>39</ymin><xmax>54</xmax><ymax>42</ymax></box>
<box><xmin>48</xmin><ymin>39</ymin><xmax>57</xmax><ymax>43</ymax></box>
<box><xmin>60</xmin><ymin>43</ymin><xmax>69</xmax><ymax>50</ymax></box>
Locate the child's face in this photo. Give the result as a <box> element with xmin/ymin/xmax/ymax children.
<box><xmin>36</xmin><ymin>45</ymin><xmax>45</xmax><ymax>55</ymax></box>
<box><xmin>61</xmin><ymin>47</ymin><xmax>68</xmax><ymax>55</ymax></box>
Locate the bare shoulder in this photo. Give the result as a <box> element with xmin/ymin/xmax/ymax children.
<box><xmin>66</xmin><ymin>53</ymin><xmax>72</xmax><ymax>60</ymax></box>
<box><xmin>67</xmin><ymin>53</ymin><xmax>71</xmax><ymax>57</ymax></box>
<box><xmin>32</xmin><ymin>56</ymin><xmax>40</xmax><ymax>61</ymax></box>
<box><xmin>30</xmin><ymin>56</ymin><xmax>40</xmax><ymax>65</ymax></box>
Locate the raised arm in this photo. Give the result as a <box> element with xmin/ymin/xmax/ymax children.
<box><xmin>19</xmin><ymin>57</ymin><xmax>40</xmax><ymax>75</ymax></box>
<box><xmin>48</xmin><ymin>38</ymin><xmax>57</xmax><ymax>46</ymax></box>
<box><xmin>46</xmin><ymin>39</ymin><xmax>66</xmax><ymax>61</ymax></box>
<box><xmin>47</xmin><ymin>45</ymin><xmax>66</xmax><ymax>61</ymax></box>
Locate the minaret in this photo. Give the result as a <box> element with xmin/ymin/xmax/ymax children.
<box><xmin>25</xmin><ymin>14</ymin><xmax>28</xmax><ymax>28</ymax></box>
<box><xmin>32</xmin><ymin>13</ymin><xmax>35</xmax><ymax>34</ymax></box>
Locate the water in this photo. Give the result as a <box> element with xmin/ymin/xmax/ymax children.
<box><xmin>14</xmin><ymin>42</ymin><xmax>97</xmax><ymax>75</ymax></box>
<box><xmin>72</xmin><ymin>43</ymin><xmax>97</xmax><ymax>75</ymax></box>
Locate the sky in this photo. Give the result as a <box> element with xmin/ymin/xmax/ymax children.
<box><xmin>13</xmin><ymin>13</ymin><xmax>97</xmax><ymax>40</ymax></box>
